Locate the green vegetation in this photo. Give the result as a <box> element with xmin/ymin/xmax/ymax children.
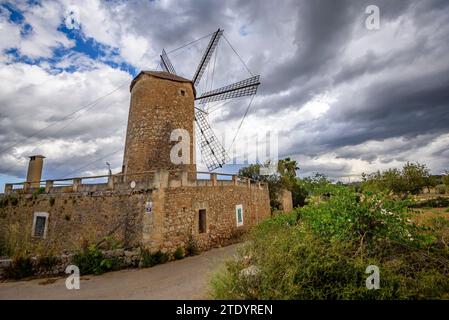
<box><xmin>0</xmin><ymin>223</ymin><xmax>31</xmax><ymax>258</ymax></box>
<box><xmin>0</xmin><ymin>196</ymin><xmax>10</xmax><ymax>208</ymax></box>
<box><xmin>32</xmin><ymin>187</ymin><xmax>45</xmax><ymax>198</ymax></box>
<box><xmin>186</xmin><ymin>235</ymin><xmax>199</xmax><ymax>256</ymax></box>
<box><xmin>238</xmin><ymin>158</ymin><xmax>305</xmax><ymax>210</ymax></box>
<box><xmin>442</xmin><ymin>172</ymin><xmax>449</xmax><ymax>187</ymax></box>
<box><xmin>10</xmin><ymin>196</ymin><xmax>18</xmax><ymax>206</ymax></box>
<box><xmin>4</xmin><ymin>255</ymin><xmax>34</xmax><ymax>280</ymax></box>
<box><xmin>73</xmin><ymin>244</ymin><xmax>122</xmax><ymax>275</ymax></box>
<box><xmin>72</xmin><ymin>236</ymin><xmax>125</xmax><ymax>275</ymax></box>
<box><xmin>436</xmin><ymin>184</ymin><xmax>447</xmax><ymax>195</ymax></box>
<box><xmin>174</xmin><ymin>247</ymin><xmax>185</xmax><ymax>260</ymax></box>
<box><xmin>361</xmin><ymin>162</ymin><xmax>432</xmax><ymax>195</ymax></box>
<box><xmin>37</xmin><ymin>255</ymin><xmax>58</xmax><ymax>271</ymax></box>
<box><xmin>211</xmin><ymin>183</ymin><xmax>449</xmax><ymax>299</ymax></box>
<box><xmin>140</xmin><ymin>249</ymin><xmax>169</xmax><ymax>267</ymax></box>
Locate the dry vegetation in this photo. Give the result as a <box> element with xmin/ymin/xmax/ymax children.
<box><xmin>211</xmin><ymin>162</ymin><xmax>449</xmax><ymax>300</ymax></box>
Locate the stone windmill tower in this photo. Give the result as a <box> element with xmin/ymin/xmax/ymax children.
<box><xmin>122</xmin><ymin>29</ymin><xmax>260</xmax><ymax>179</ymax></box>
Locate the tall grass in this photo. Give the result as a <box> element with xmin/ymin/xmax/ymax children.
<box><xmin>211</xmin><ymin>186</ymin><xmax>449</xmax><ymax>299</ymax></box>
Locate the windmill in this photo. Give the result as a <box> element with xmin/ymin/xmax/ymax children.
<box><xmin>159</xmin><ymin>28</ymin><xmax>261</xmax><ymax>172</ymax></box>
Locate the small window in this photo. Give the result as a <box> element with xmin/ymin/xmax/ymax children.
<box><xmin>199</xmin><ymin>209</ymin><xmax>206</xmax><ymax>234</ymax></box>
<box><xmin>179</xmin><ymin>88</ymin><xmax>186</xmax><ymax>96</ymax></box>
<box><xmin>32</xmin><ymin>212</ymin><xmax>49</xmax><ymax>238</ymax></box>
<box><xmin>236</xmin><ymin>204</ymin><xmax>244</xmax><ymax>227</ymax></box>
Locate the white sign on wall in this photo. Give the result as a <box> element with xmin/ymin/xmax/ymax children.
<box><xmin>235</xmin><ymin>204</ymin><xmax>244</xmax><ymax>227</ymax></box>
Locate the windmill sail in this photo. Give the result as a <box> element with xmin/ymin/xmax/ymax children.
<box><xmin>160</xmin><ymin>49</ymin><xmax>176</xmax><ymax>74</ymax></box>
<box><xmin>192</xmin><ymin>29</ymin><xmax>223</xmax><ymax>86</ymax></box>
<box><xmin>195</xmin><ymin>110</ymin><xmax>229</xmax><ymax>171</ymax></box>
<box><xmin>195</xmin><ymin>75</ymin><xmax>260</xmax><ymax>104</ymax></box>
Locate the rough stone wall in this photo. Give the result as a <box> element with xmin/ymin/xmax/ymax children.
<box><xmin>278</xmin><ymin>189</ymin><xmax>293</xmax><ymax>213</ymax></box>
<box><xmin>0</xmin><ymin>181</ymin><xmax>270</xmax><ymax>257</ymax></box>
<box><xmin>143</xmin><ymin>183</ymin><xmax>271</xmax><ymax>253</ymax></box>
<box><xmin>122</xmin><ymin>73</ymin><xmax>196</xmax><ymax>178</ymax></box>
<box><xmin>0</xmin><ymin>191</ymin><xmax>146</xmax><ymax>255</ymax></box>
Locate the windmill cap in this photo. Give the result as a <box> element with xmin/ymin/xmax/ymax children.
<box><xmin>130</xmin><ymin>71</ymin><xmax>195</xmax><ymax>96</ymax></box>
<box><xmin>28</xmin><ymin>155</ymin><xmax>45</xmax><ymax>159</ymax></box>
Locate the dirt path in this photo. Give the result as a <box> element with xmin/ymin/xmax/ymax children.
<box><xmin>0</xmin><ymin>244</ymin><xmax>239</xmax><ymax>300</ymax></box>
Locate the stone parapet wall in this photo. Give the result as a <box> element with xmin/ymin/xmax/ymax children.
<box><xmin>0</xmin><ymin>173</ymin><xmax>271</xmax><ymax>259</ymax></box>
<box><xmin>0</xmin><ymin>191</ymin><xmax>146</xmax><ymax>255</ymax></box>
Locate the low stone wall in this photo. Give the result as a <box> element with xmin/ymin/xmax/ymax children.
<box><xmin>0</xmin><ymin>248</ymin><xmax>142</xmax><ymax>280</ymax></box>
<box><xmin>0</xmin><ymin>191</ymin><xmax>146</xmax><ymax>255</ymax></box>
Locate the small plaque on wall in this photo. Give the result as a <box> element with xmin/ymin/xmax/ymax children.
<box><xmin>235</xmin><ymin>204</ymin><xmax>244</xmax><ymax>227</ymax></box>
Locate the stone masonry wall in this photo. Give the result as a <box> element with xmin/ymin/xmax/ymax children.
<box><xmin>143</xmin><ymin>183</ymin><xmax>271</xmax><ymax>253</ymax></box>
<box><xmin>0</xmin><ymin>191</ymin><xmax>147</xmax><ymax>255</ymax></box>
<box><xmin>123</xmin><ymin>73</ymin><xmax>196</xmax><ymax>177</ymax></box>
<box><xmin>1</xmin><ymin>178</ymin><xmax>270</xmax><ymax>257</ymax></box>
<box><xmin>278</xmin><ymin>189</ymin><xmax>293</xmax><ymax>213</ymax></box>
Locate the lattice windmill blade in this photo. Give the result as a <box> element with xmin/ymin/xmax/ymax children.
<box><xmin>160</xmin><ymin>49</ymin><xmax>176</xmax><ymax>74</ymax></box>
<box><xmin>192</xmin><ymin>28</ymin><xmax>223</xmax><ymax>86</ymax></box>
<box><xmin>195</xmin><ymin>75</ymin><xmax>260</xmax><ymax>104</ymax></box>
<box><xmin>195</xmin><ymin>110</ymin><xmax>230</xmax><ymax>171</ymax></box>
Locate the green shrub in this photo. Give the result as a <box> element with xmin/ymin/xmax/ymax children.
<box><xmin>32</xmin><ymin>187</ymin><xmax>45</xmax><ymax>198</ymax></box>
<box><xmin>442</xmin><ymin>173</ymin><xmax>449</xmax><ymax>187</ymax></box>
<box><xmin>10</xmin><ymin>197</ymin><xmax>18</xmax><ymax>206</ymax></box>
<box><xmin>37</xmin><ymin>255</ymin><xmax>58</xmax><ymax>271</ymax></box>
<box><xmin>174</xmin><ymin>247</ymin><xmax>184</xmax><ymax>260</ymax></box>
<box><xmin>73</xmin><ymin>245</ymin><xmax>120</xmax><ymax>275</ymax></box>
<box><xmin>298</xmin><ymin>187</ymin><xmax>421</xmax><ymax>248</ymax></box>
<box><xmin>140</xmin><ymin>249</ymin><xmax>169</xmax><ymax>267</ymax></box>
<box><xmin>186</xmin><ymin>236</ymin><xmax>199</xmax><ymax>256</ymax></box>
<box><xmin>361</xmin><ymin>162</ymin><xmax>431</xmax><ymax>195</ymax></box>
<box><xmin>211</xmin><ymin>186</ymin><xmax>449</xmax><ymax>299</ymax></box>
<box><xmin>153</xmin><ymin>251</ymin><xmax>168</xmax><ymax>264</ymax></box>
<box><xmin>4</xmin><ymin>255</ymin><xmax>34</xmax><ymax>280</ymax></box>
<box><xmin>0</xmin><ymin>197</ymin><xmax>9</xmax><ymax>208</ymax></box>
<box><xmin>0</xmin><ymin>222</ymin><xmax>32</xmax><ymax>258</ymax></box>
<box><xmin>436</xmin><ymin>185</ymin><xmax>446</xmax><ymax>195</ymax></box>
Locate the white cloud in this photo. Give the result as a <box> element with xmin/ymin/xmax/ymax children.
<box><xmin>1</xmin><ymin>0</ymin><xmax>449</xmax><ymax>187</ymax></box>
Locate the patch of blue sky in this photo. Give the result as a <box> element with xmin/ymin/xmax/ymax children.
<box><xmin>56</xmin><ymin>24</ymin><xmax>138</xmax><ymax>75</ymax></box>
<box><xmin>1</xmin><ymin>2</ymin><xmax>137</xmax><ymax>76</ymax></box>
<box><xmin>239</xmin><ymin>25</ymin><xmax>248</xmax><ymax>37</ymax></box>
<box><xmin>0</xmin><ymin>174</ymin><xmax>23</xmax><ymax>193</ymax></box>
<box><xmin>1</xmin><ymin>2</ymin><xmax>24</xmax><ymax>24</ymax></box>
<box><xmin>1</xmin><ymin>2</ymin><xmax>33</xmax><ymax>36</ymax></box>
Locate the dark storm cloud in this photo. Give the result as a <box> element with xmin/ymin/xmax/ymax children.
<box><xmin>255</xmin><ymin>0</ymin><xmax>449</xmax><ymax>171</ymax></box>
<box><xmin>1</xmin><ymin>0</ymin><xmax>449</xmax><ymax>183</ymax></box>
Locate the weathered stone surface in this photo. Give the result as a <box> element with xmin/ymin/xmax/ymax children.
<box><xmin>123</xmin><ymin>72</ymin><xmax>197</xmax><ymax>178</ymax></box>
<box><xmin>277</xmin><ymin>189</ymin><xmax>293</xmax><ymax>213</ymax></box>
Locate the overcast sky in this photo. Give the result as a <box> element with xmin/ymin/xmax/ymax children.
<box><xmin>0</xmin><ymin>0</ymin><xmax>448</xmax><ymax>189</ymax></box>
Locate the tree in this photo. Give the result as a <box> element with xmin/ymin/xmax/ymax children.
<box><xmin>238</xmin><ymin>158</ymin><xmax>300</xmax><ymax>210</ymax></box>
<box><xmin>402</xmin><ymin>162</ymin><xmax>430</xmax><ymax>195</ymax></box>
<box><xmin>361</xmin><ymin>162</ymin><xmax>430</xmax><ymax>195</ymax></box>
<box><xmin>442</xmin><ymin>171</ymin><xmax>449</xmax><ymax>187</ymax></box>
